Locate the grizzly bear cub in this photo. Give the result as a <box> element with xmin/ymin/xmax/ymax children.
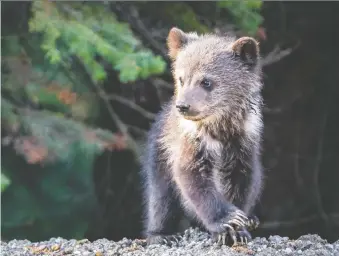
<box><xmin>141</xmin><ymin>27</ymin><xmax>264</xmax><ymax>246</ymax></box>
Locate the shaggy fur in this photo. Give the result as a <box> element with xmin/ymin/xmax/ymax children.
<box><xmin>140</xmin><ymin>27</ymin><xmax>264</xmax><ymax>246</ymax></box>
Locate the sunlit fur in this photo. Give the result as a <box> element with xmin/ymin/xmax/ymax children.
<box><xmin>140</xmin><ymin>27</ymin><xmax>264</xmax><ymax>243</ymax></box>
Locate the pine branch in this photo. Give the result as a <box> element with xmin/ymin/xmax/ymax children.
<box><xmin>106</xmin><ymin>94</ymin><xmax>156</xmax><ymax>120</ymax></box>
<box><xmin>261</xmin><ymin>42</ymin><xmax>300</xmax><ymax>67</ymax></box>
<box><xmin>111</xmin><ymin>2</ymin><xmax>168</xmax><ymax>60</ymax></box>
<box><xmin>92</xmin><ymin>82</ymin><xmax>141</xmax><ymax>163</ymax></box>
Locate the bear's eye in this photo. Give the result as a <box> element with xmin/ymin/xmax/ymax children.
<box><xmin>201</xmin><ymin>78</ymin><xmax>212</xmax><ymax>90</ymax></box>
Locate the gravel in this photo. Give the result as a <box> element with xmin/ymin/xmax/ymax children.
<box><xmin>1</xmin><ymin>228</ymin><xmax>339</xmax><ymax>256</ymax></box>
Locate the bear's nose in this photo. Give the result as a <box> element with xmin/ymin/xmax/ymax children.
<box><xmin>176</xmin><ymin>103</ymin><xmax>190</xmax><ymax>113</ymax></box>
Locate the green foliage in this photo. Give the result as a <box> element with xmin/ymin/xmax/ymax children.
<box><xmin>1</xmin><ymin>33</ymin><xmax>100</xmax><ymax>122</ymax></box>
<box><xmin>218</xmin><ymin>0</ymin><xmax>263</xmax><ymax>35</ymax></box>
<box><xmin>1</xmin><ymin>150</ymin><xmax>96</xmax><ymax>241</ymax></box>
<box><xmin>29</xmin><ymin>1</ymin><xmax>166</xmax><ymax>83</ymax></box>
<box><xmin>1</xmin><ymin>100</ymin><xmax>123</xmax><ymax>240</ymax></box>
<box><xmin>1</xmin><ymin>1</ymin><xmax>133</xmax><ymax>241</ymax></box>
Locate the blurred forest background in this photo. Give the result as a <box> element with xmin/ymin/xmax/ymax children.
<box><xmin>1</xmin><ymin>1</ymin><xmax>339</xmax><ymax>243</ymax></box>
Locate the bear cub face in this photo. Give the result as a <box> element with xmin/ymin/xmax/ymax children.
<box><xmin>167</xmin><ymin>27</ymin><xmax>262</xmax><ymax>124</ymax></box>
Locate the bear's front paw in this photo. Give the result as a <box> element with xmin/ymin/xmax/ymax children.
<box><xmin>219</xmin><ymin>209</ymin><xmax>249</xmax><ymax>231</ymax></box>
<box><xmin>213</xmin><ymin>227</ymin><xmax>252</xmax><ymax>246</ymax></box>
<box><xmin>209</xmin><ymin>209</ymin><xmax>250</xmax><ymax>246</ymax></box>
<box><xmin>146</xmin><ymin>234</ymin><xmax>181</xmax><ymax>246</ymax></box>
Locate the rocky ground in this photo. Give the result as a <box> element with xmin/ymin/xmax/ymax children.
<box><xmin>1</xmin><ymin>228</ymin><xmax>339</xmax><ymax>256</ymax></box>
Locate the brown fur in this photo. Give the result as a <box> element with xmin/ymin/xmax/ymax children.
<box><xmin>141</xmin><ymin>27</ymin><xmax>264</xmax><ymax>246</ymax></box>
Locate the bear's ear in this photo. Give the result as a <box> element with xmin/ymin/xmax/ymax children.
<box><xmin>231</xmin><ymin>37</ymin><xmax>260</xmax><ymax>66</ymax></box>
<box><xmin>167</xmin><ymin>27</ymin><xmax>197</xmax><ymax>60</ymax></box>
